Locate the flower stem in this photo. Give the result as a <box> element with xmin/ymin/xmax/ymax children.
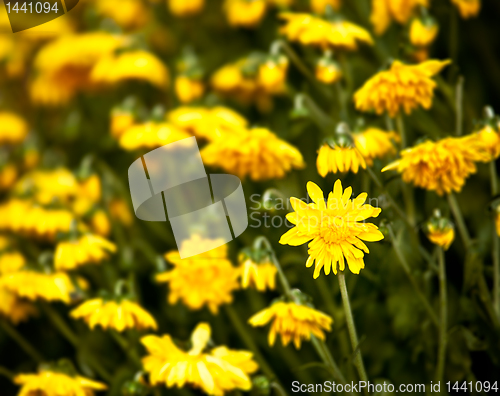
<box><xmin>0</xmin><ymin>366</ymin><xmax>14</xmax><ymax>380</ymax></box>
<box><xmin>0</xmin><ymin>319</ymin><xmax>44</xmax><ymax>363</ymax></box>
<box><xmin>395</xmin><ymin>113</ymin><xmax>407</xmax><ymax>148</ymax></box>
<box><xmin>455</xmin><ymin>76</ymin><xmax>464</xmax><ymax>136</ymax></box>
<box><xmin>490</xmin><ymin>161</ymin><xmax>500</xmax><ymax>319</ymax></box>
<box><xmin>337</xmin><ymin>272</ymin><xmax>369</xmax><ymax>387</ymax></box>
<box><xmin>447</xmin><ymin>193</ymin><xmax>472</xmax><ymax>249</ymax></box>
<box><xmin>311</xmin><ymin>335</ymin><xmax>347</xmax><ymax>385</ymax></box>
<box><xmin>110</xmin><ymin>331</ymin><xmax>142</xmax><ymax>368</ymax></box>
<box><xmin>387</xmin><ymin>225</ymin><xmax>439</xmax><ymax>327</ymax></box>
<box><xmin>435</xmin><ymin>247</ymin><xmax>448</xmax><ymax>383</ymax></box>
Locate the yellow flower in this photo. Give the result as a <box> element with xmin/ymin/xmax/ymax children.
<box><xmin>168</xmin><ymin>0</ymin><xmax>205</xmax><ymax>16</ymax></box>
<box><xmin>225</xmin><ymin>0</ymin><xmax>267</xmax><ymax>28</ymax></box>
<box><xmin>495</xmin><ymin>205</ymin><xmax>500</xmax><ymax>238</ymax></box>
<box><xmin>316</xmin><ymin>143</ymin><xmax>366</xmax><ymax>176</ymax></box>
<box><xmin>310</xmin><ymin>0</ymin><xmax>340</xmax><ymax>14</ymax></box>
<box><xmin>353</xmin><ymin>128</ymin><xmax>399</xmax><ymax>166</ymax></box>
<box><xmin>156</xmin><ymin>236</ymin><xmax>239</xmax><ymax>314</ymax></box>
<box><xmin>0</xmin><ymin>164</ymin><xmax>18</xmax><ymax>190</ymax></box>
<box><xmin>382</xmin><ymin>136</ymin><xmax>489</xmax><ymax>195</ymax></box>
<box><xmin>279</xmin><ymin>13</ymin><xmax>373</xmax><ymax>50</ymax></box>
<box><xmin>118</xmin><ymin>121</ymin><xmax>191</xmax><ymax>151</ymax></box>
<box><xmin>14</xmin><ymin>371</ymin><xmax>107</xmax><ymax>396</ymax></box>
<box><xmin>0</xmin><ymin>288</ymin><xmax>38</xmax><ymax>324</ymax></box>
<box><xmin>0</xmin><ymin>112</ymin><xmax>28</xmax><ymax>144</ymax></box>
<box><xmin>93</xmin><ymin>0</ymin><xmax>150</xmax><ymax>29</ymax></box>
<box><xmin>469</xmin><ymin>124</ymin><xmax>500</xmax><ymax>160</ymax></box>
<box><xmin>71</xmin><ymin>298</ymin><xmax>157</xmax><ymax>332</ymax></box>
<box><xmin>175</xmin><ymin>76</ymin><xmax>205</xmax><ymax>103</ymax></box>
<box><xmin>109</xmin><ymin>199</ymin><xmax>133</xmax><ymax>226</ymax></box>
<box><xmin>110</xmin><ymin>109</ymin><xmax>136</xmax><ymax>138</ymax></box>
<box><xmin>55</xmin><ymin>234</ymin><xmax>116</xmax><ymax>271</ymax></box>
<box><xmin>425</xmin><ymin>222</ymin><xmax>455</xmax><ymax>250</ymax></box>
<box><xmin>315</xmin><ymin>59</ymin><xmax>342</xmax><ymax>84</ymax></box>
<box><xmin>141</xmin><ymin>322</ymin><xmax>257</xmax><ymax>395</ymax></box>
<box><xmin>72</xmin><ymin>175</ymin><xmax>103</xmax><ymax>216</ymax></box>
<box><xmin>239</xmin><ymin>259</ymin><xmax>277</xmax><ymax>291</ymax></box>
<box><xmin>91</xmin><ymin>50</ymin><xmax>169</xmax><ymax>89</ymax></box>
<box><xmin>451</xmin><ymin>0</ymin><xmax>480</xmax><ymax>18</ymax></box>
<box><xmin>280</xmin><ymin>180</ymin><xmax>383</xmax><ymax>277</ymax></box>
<box><xmin>91</xmin><ymin>210</ymin><xmax>112</xmax><ymax>237</ymax></box>
<box><xmin>257</xmin><ymin>57</ymin><xmax>288</xmax><ymax>94</ymax></box>
<box><xmin>0</xmin><ymin>251</ymin><xmax>26</xmax><ymax>274</ymax></box>
<box><xmin>201</xmin><ymin>127</ymin><xmax>305</xmax><ymax>181</ymax></box>
<box><xmin>409</xmin><ymin>18</ymin><xmax>439</xmax><ymax>47</ymax></box>
<box><xmin>249</xmin><ymin>301</ymin><xmax>333</xmax><ymax>348</ymax></box>
<box><xmin>370</xmin><ymin>0</ymin><xmax>428</xmax><ymax>35</ymax></box>
<box><xmin>354</xmin><ymin>59</ymin><xmax>451</xmax><ymax>117</ymax></box>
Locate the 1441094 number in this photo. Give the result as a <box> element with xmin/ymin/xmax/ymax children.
<box><xmin>5</xmin><ymin>2</ymin><xmax>59</xmax><ymax>13</ymax></box>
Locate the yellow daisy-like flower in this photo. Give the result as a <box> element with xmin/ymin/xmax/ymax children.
<box><xmin>315</xmin><ymin>59</ymin><xmax>342</xmax><ymax>84</ymax></box>
<box><xmin>110</xmin><ymin>109</ymin><xmax>136</xmax><ymax>138</ymax></box>
<box><xmin>353</xmin><ymin>128</ymin><xmax>399</xmax><ymax>166</ymax></box>
<box><xmin>225</xmin><ymin>0</ymin><xmax>267</xmax><ymax>28</ymax></box>
<box><xmin>354</xmin><ymin>59</ymin><xmax>451</xmax><ymax>117</ymax></box>
<box><xmin>316</xmin><ymin>143</ymin><xmax>366</xmax><ymax>176</ymax></box>
<box><xmin>71</xmin><ymin>298</ymin><xmax>157</xmax><ymax>332</ymax></box>
<box><xmin>0</xmin><ymin>112</ymin><xmax>28</xmax><ymax>144</ymax></box>
<box><xmin>469</xmin><ymin>124</ymin><xmax>500</xmax><ymax>160</ymax></box>
<box><xmin>239</xmin><ymin>259</ymin><xmax>277</xmax><ymax>291</ymax></box>
<box><xmin>451</xmin><ymin>0</ymin><xmax>480</xmax><ymax>19</ymax></box>
<box><xmin>310</xmin><ymin>0</ymin><xmax>340</xmax><ymax>14</ymax></box>
<box><xmin>425</xmin><ymin>222</ymin><xmax>455</xmax><ymax>250</ymax></box>
<box><xmin>168</xmin><ymin>0</ymin><xmax>205</xmax><ymax>16</ymax></box>
<box><xmin>118</xmin><ymin>121</ymin><xmax>191</xmax><ymax>151</ymax></box>
<box><xmin>409</xmin><ymin>18</ymin><xmax>439</xmax><ymax>47</ymax></box>
<box><xmin>370</xmin><ymin>0</ymin><xmax>428</xmax><ymax>35</ymax></box>
<box><xmin>141</xmin><ymin>322</ymin><xmax>258</xmax><ymax>395</ymax></box>
<box><xmin>90</xmin><ymin>210</ymin><xmax>112</xmax><ymax>237</ymax></box>
<box><xmin>157</xmin><ymin>236</ymin><xmax>239</xmax><ymax>314</ymax></box>
<box><xmin>14</xmin><ymin>370</ymin><xmax>107</xmax><ymax>396</ymax></box>
<box><xmin>0</xmin><ymin>251</ymin><xmax>26</xmax><ymax>274</ymax></box>
<box><xmin>280</xmin><ymin>180</ymin><xmax>384</xmax><ymax>277</ymax></box>
<box><xmin>93</xmin><ymin>0</ymin><xmax>150</xmax><ymax>29</ymax></box>
<box><xmin>175</xmin><ymin>76</ymin><xmax>205</xmax><ymax>103</ymax></box>
<box><xmin>382</xmin><ymin>136</ymin><xmax>489</xmax><ymax>195</ymax></box>
<box><xmin>279</xmin><ymin>13</ymin><xmax>374</xmax><ymax>51</ymax></box>
<box><xmin>257</xmin><ymin>57</ymin><xmax>289</xmax><ymax>94</ymax></box>
<box><xmin>0</xmin><ymin>288</ymin><xmax>38</xmax><ymax>324</ymax></box>
<box><xmin>249</xmin><ymin>301</ymin><xmax>333</xmax><ymax>348</ymax></box>
<box><xmin>201</xmin><ymin>127</ymin><xmax>305</xmax><ymax>181</ymax></box>
<box><xmin>54</xmin><ymin>234</ymin><xmax>117</xmax><ymax>271</ymax></box>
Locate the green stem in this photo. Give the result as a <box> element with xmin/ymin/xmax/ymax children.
<box><xmin>447</xmin><ymin>193</ymin><xmax>472</xmax><ymax>248</ymax></box>
<box><xmin>395</xmin><ymin>113</ymin><xmax>407</xmax><ymax>148</ymax></box>
<box><xmin>110</xmin><ymin>331</ymin><xmax>142</xmax><ymax>368</ymax></box>
<box><xmin>0</xmin><ymin>320</ymin><xmax>44</xmax><ymax>363</ymax></box>
<box><xmin>387</xmin><ymin>225</ymin><xmax>439</xmax><ymax>327</ymax></box>
<box><xmin>455</xmin><ymin>76</ymin><xmax>464</xmax><ymax>136</ymax></box>
<box><xmin>271</xmin><ymin>382</ymin><xmax>288</xmax><ymax>396</ymax></box>
<box><xmin>300</xmin><ymin>93</ymin><xmax>335</xmax><ymax>133</ymax></box>
<box><xmin>311</xmin><ymin>336</ymin><xmax>347</xmax><ymax>386</ymax></box>
<box><xmin>490</xmin><ymin>162</ymin><xmax>500</xmax><ymax>319</ymax></box>
<box><xmin>435</xmin><ymin>247</ymin><xmax>447</xmax><ymax>383</ymax></box>
<box><xmin>337</xmin><ymin>272</ymin><xmax>369</xmax><ymax>387</ymax></box>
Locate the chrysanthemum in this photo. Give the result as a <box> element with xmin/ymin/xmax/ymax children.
<box><xmin>409</xmin><ymin>18</ymin><xmax>439</xmax><ymax>47</ymax></box>
<box><xmin>239</xmin><ymin>259</ymin><xmax>277</xmax><ymax>291</ymax></box>
<box><xmin>90</xmin><ymin>210</ymin><xmax>112</xmax><ymax>237</ymax></box>
<box><xmin>279</xmin><ymin>13</ymin><xmax>373</xmax><ymax>50</ymax></box>
<box><xmin>352</xmin><ymin>128</ymin><xmax>399</xmax><ymax>166</ymax></box>
<box><xmin>141</xmin><ymin>323</ymin><xmax>258</xmax><ymax>395</ymax></box>
<box><xmin>55</xmin><ymin>234</ymin><xmax>116</xmax><ymax>271</ymax></box>
<box><xmin>316</xmin><ymin>143</ymin><xmax>366</xmax><ymax>176</ymax></box>
<box><xmin>249</xmin><ymin>301</ymin><xmax>333</xmax><ymax>348</ymax></box>
<box><xmin>93</xmin><ymin>0</ymin><xmax>149</xmax><ymax>29</ymax></box>
<box><xmin>110</xmin><ymin>108</ymin><xmax>136</xmax><ymax>138</ymax></box>
<box><xmin>71</xmin><ymin>298</ymin><xmax>157</xmax><ymax>332</ymax></box>
<box><xmin>354</xmin><ymin>59</ymin><xmax>451</xmax><ymax>117</ymax></box>
<box><xmin>315</xmin><ymin>59</ymin><xmax>342</xmax><ymax>84</ymax></box>
<box><xmin>156</xmin><ymin>236</ymin><xmax>239</xmax><ymax>314</ymax></box>
<box><xmin>310</xmin><ymin>0</ymin><xmax>340</xmax><ymax>14</ymax></box>
<box><xmin>370</xmin><ymin>0</ymin><xmax>428</xmax><ymax>35</ymax></box>
<box><xmin>14</xmin><ymin>370</ymin><xmax>107</xmax><ymax>396</ymax></box>
<box><xmin>257</xmin><ymin>57</ymin><xmax>288</xmax><ymax>94</ymax></box>
<box><xmin>0</xmin><ymin>112</ymin><xmax>28</xmax><ymax>144</ymax></box>
<box><xmin>168</xmin><ymin>0</ymin><xmax>205</xmax><ymax>16</ymax></box>
<box><xmin>468</xmin><ymin>124</ymin><xmax>500</xmax><ymax>161</ymax></box>
<box><xmin>0</xmin><ymin>288</ymin><xmax>37</xmax><ymax>324</ymax></box>
<box><xmin>175</xmin><ymin>76</ymin><xmax>205</xmax><ymax>103</ymax></box>
<box><xmin>0</xmin><ymin>251</ymin><xmax>26</xmax><ymax>274</ymax></box>
<box><xmin>224</xmin><ymin>0</ymin><xmax>267</xmax><ymax>28</ymax></box>
<box><xmin>280</xmin><ymin>180</ymin><xmax>383</xmax><ymax>277</ymax></box>
<box><xmin>451</xmin><ymin>0</ymin><xmax>480</xmax><ymax>19</ymax></box>
<box><xmin>118</xmin><ymin>121</ymin><xmax>191</xmax><ymax>151</ymax></box>
<box><xmin>382</xmin><ymin>136</ymin><xmax>489</xmax><ymax>195</ymax></box>
<box><xmin>201</xmin><ymin>127</ymin><xmax>305</xmax><ymax>181</ymax></box>
<box><xmin>425</xmin><ymin>221</ymin><xmax>455</xmax><ymax>250</ymax></box>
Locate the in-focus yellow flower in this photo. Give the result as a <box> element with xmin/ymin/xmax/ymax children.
<box><xmin>225</xmin><ymin>0</ymin><xmax>267</xmax><ymax>28</ymax></box>
<box><xmin>409</xmin><ymin>18</ymin><xmax>439</xmax><ymax>47</ymax></box>
<box><xmin>175</xmin><ymin>76</ymin><xmax>205</xmax><ymax>103</ymax></box>
<box><xmin>425</xmin><ymin>219</ymin><xmax>455</xmax><ymax>250</ymax></box>
<box><xmin>0</xmin><ymin>164</ymin><xmax>18</xmax><ymax>190</ymax></box>
<box><xmin>280</xmin><ymin>180</ymin><xmax>383</xmax><ymax>277</ymax></box>
<box><xmin>279</xmin><ymin>13</ymin><xmax>373</xmax><ymax>50</ymax></box>
<box><xmin>157</xmin><ymin>236</ymin><xmax>239</xmax><ymax>313</ymax></box>
<box><xmin>353</xmin><ymin>128</ymin><xmax>399</xmax><ymax>166</ymax></box>
<box><xmin>0</xmin><ymin>112</ymin><xmax>28</xmax><ymax>144</ymax></box>
<box><xmin>311</xmin><ymin>0</ymin><xmax>340</xmax><ymax>14</ymax></box>
<box><xmin>118</xmin><ymin>121</ymin><xmax>191</xmax><ymax>151</ymax></box>
<box><xmin>370</xmin><ymin>0</ymin><xmax>428</xmax><ymax>35</ymax></box>
<box><xmin>257</xmin><ymin>56</ymin><xmax>288</xmax><ymax>94</ymax></box>
<box><xmin>141</xmin><ymin>322</ymin><xmax>258</xmax><ymax>395</ymax></box>
<box><xmin>382</xmin><ymin>136</ymin><xmax>489</xmax><ymax>195</ymax></box>
<box><xmin>469</xmin><ymin>124</ymin><xmax>500</xmax><ymax>161</ymax></box>
<box><xmin>249</xmin><ymin>301</ymin><xmax>332</xmax><ymax>348</ymax></box>
<box><xmin>110</xmin><ymin>109</ymin><xmax>136</xmax><ymax>138</ymax></box>
<box><xmin>316</xmin><ymin>142</ymin><xmax>366</xmax><ymax>176</ymax></box>
<box><xmin>71</xmin><ymin>298</ymin><xmax>157</xmax><ymax>332</ymax></box>
<box><xmin>315</xmin><ymin>58</ymin><xmax>342</xmax><ymax>84</ymax></box>
<box><xmin>0</xmin><ymin>288</ymin><xmax>37</xmax><ymax>324</ymax></box>
<box><xmin>55</xmin><ymin>234</ymin><xmax>116</xmax><ymax>271</ymax></box>
<box><xmin>202</xmin><ymin>127</ymin><xmax>305</xmax><ymax>181</ymax></box>
<box><xmin>168</xmin><ymin>0</ymin><xmax>205</xmax><ymax>16</ymax></box>
<box><xmin>93</xmin><ymin>0</ymin><xmax>150</xmax><ymax>29</ymax></box>
<box><xmin>239</xmin><ymin>259</ymin><xmax>277</xmax><ymax>291</ymax></box>
<box><xmin>14</xmin><ymin>370</ymin><xmax>107</xmax><ymax>396</ymax></box>
<box><xmin>0</xmin><ymin>251</ymin><xmax>26</xmax><ymax>274</ymax></box>
<box><xmin>451</xmin><ymin>0</ymin><xmax>480</xmax><ymax>19</ymax></box>
<box><xmin>354</xmin><ymin>59</ymin><xmax>451</xmax><ymax>117</ymax></box>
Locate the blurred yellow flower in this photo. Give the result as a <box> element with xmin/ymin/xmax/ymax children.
<box><xmin>90</xmin><ymin>210</ymin><xmax>112</xmax><ymax>237</ymax></box>
<box><xmin>409</xmin><ymin>18</ymin><xmax>439</xmax><ymax>47</ymax></box>
<box><xmin>382</xmin><ymin>136</ymin><xmax>489</xmax><ymax>195</ymax></box>
<box><xmin>0</xmin><ymin>288</ymin><xmax>37</xmax><ymax>324</ymax></box>
<box><xmin>239</xmin><ymin>259</ymin><xmax>277</xmax><ymax>291</ymax></box>
<box><xmin>280</xmin><ymin>180</ymin><xmax>383</xmax><ymax>277</ymax></box>
<box><xmin>118</xmin><ymin>121</ymin><xmax>191</xmax><ymax>151</ymax></box>
<box><xmin>201</xmin><ymin>127</ymin><xmax>305</xmax><ymax>181</ymax></box>
<box><xmin>141</xmin><ymin>322</ymin><xmax>258</xmax><ymax>395</ymax></box>
<box><xmin>279</xmin><ymin>13</ymin><xmax>373</xmax><ymax>50</ymax></box>
<box><xmin>14</xmin><ymin>371</ymin><xmax>107</xmax><ymax>396</ymax></box>
<box><xmin>0</xmin><ymin>251</ymin><xmax>26</xmax><ymax>274</ymax></box>
<box><xmin>311</xmin><ymin>0</ymin><xmax>340</xmax><ymax>14</ymax></box>
<box><xmin>354</xmin><ymin>59</ymin><xmax>451</xmax><ymax>117</ymax></box>
<box><xmin>451</xmin><ymin>0</ymin><xmax>480</xmax><ymax>19</ymax></box>
<box><xmin>109</xmin><ymin>199</ymin><xmax>133</xmax><ymax>226</ymax></box>
<box><xmin>110</xmin><ymin>109</ymin><xmax>136</xmax><ymax>138</ymax></box>
<box><xmin>175</xmin><ymin>76</ymin><xmax>205</xmax><ymax>103</ymax></box>
<box><xmin>315</xmin><ymin>59</ymin><xmax>342</xmax><ymax>84</ymax></box>
<box><xmin>257</xmin><ymin>56</ymin><xmax>288</xmax><ymax>94</ymax></box>
<box><xmin>316</xmin><ymin>143</ymin><xmax>366</xmax><ymax>176</ymax></box>
<box><xmin>353</xmin><ymin>128</ymin><xmax>399</xmax><ymax>166</ymax></box>
<box><xmin>157</xmin><ymin>236</ymin><xmax>239</xmax><ymax>314</ymax></box>
<box><xmin>71</xmin><ymin>298</ymin><xmax>157</xmax><ymax>332</ymax></box>
<box><xmin>249</xmin><ymin>301</ymin><xmax>332</xmax><ymax>348</ymax></box>
<box><xmin>0</xmin><ymin>164</ymin><xmax>17</xmax><ymax>190</ymax></box>
<box><xmin>370</xmin><ymin>0</ymin><xmax>428</xmax><ymax>35</ymax></box>
<box><xmin>55</xmin><ymin>234</ymin><xmax>116</xmax><ymax>271</ymax></box>
<box><xmin>0</xmin><ymin>112</ymin><xmax>28</xmax><ymax>144</ymax></box>
<box><xmin>168</xmin><ymin>0</ymin><xmax>205</xmax><ymax>16</ymax></box>
<box><xmin>225</xmin><ymin>0</ymin><xmax>267</xmax><ymax>28</ymax></box>
<box><xmin>426</xmin><ymin>222</ymin><xmax>455</xmax><ymax>250</ymax></box>
<box><xmin>495</xmin><ymin>205</ymin><xmax>500</xmax><ymax>237</ymax></box>
<box><xmin>93</xmin><ymin>0</ymin><xmax>150</xmax><ymax>29</ymax></box>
